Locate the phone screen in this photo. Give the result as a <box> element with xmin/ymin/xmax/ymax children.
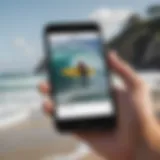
<box><xmin>47</xmin><ymin>31</ymin><xmax>115</xmax><ymax>120</ymax></box>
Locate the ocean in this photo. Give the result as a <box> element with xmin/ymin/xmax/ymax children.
<box><xmin>0</xmin><ymin>73</ymin><xmax>46</xmax><ymax>129</ymax></box>
<box><xmin>0</xmin><ymin>71</ymin><xmax>160</xmax><ymax>129</ymax></box>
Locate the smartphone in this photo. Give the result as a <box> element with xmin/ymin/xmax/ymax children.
<box><xmin>44</xmin><ymin>22</ymin><xmax>117</xmax><ymax>132</ymax></box>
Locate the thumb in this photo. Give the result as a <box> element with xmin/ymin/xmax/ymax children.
<box><xmin>108</xmin><ymin>51</ymin><xmax>142</xmax><ymax>89</ymax></box>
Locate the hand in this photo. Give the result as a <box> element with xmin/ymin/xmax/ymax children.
<box><xmin>39</xmin><ymin>51</ymin><xmax>160</xmax><ymax>160</ymax></box>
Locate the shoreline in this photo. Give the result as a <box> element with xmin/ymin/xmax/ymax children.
<box><xmin>1</xmin><ymin>91</ymin><xmax>160</xmax><ymax>160</ymax></box>
<box><xmin>0</xmin><ymin>110</ymin><xmax>81</xmax><ymax>160</ymax></box>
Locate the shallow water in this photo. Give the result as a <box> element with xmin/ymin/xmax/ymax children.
<box><xmin>0</xmin><ymin>74</ymin><xmax>45</xmax><ymax>128</ymax></box>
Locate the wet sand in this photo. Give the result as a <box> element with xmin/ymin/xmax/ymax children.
<box><xmin>0</xmin><ymin>111</ymin><xmax>85</xmax><ymax>160</ymax></box>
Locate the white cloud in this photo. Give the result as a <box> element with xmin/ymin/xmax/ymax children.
<box><xmin>13</xmin><ymin>37</ymin><xmax>35</xmax><ymax>55</ymax></box>
<box><xmin>89</xmin><ymin>8</ymin><xmax>133</xmax><ymax>40</ymax></box>
<box><xmin>12</xmin><ymin>37</ymin><xmax>43</xmax><ymax>72</ymax></box>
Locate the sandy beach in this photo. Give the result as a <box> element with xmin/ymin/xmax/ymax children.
<box><xmin>0</xmin><ymin>92</ymin><xmax>160</xmax><ymax>160</ymax></box>
<box><xmin>0</xmin><ymin>108</ymin><xmax>102</xmax><ymax>160</ymax></box>
<box><xmin>0</xmin><ymin>110</ymin><xmax>82</xmax><ymax>160</ymax></box>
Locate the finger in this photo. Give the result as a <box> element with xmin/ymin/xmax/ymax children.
<box><xmin>39</xmin><ymin>82</ymin><xmax>50</xmax><ymax>94</ymax></box>
<box><xmin>108</xmin><ymin>51</ymin><xmax>142</xmax><ymax>89</ymax></box>
<box><xmin>43</xmin><ymin>98</ymin><xmax>54</xmax><ymax>116</ymax></box>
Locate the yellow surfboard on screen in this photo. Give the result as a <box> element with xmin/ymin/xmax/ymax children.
<box><xmin>61</xmin><ymin>68</ymin><xmax>95</xmax><ymax>77</ymax></box>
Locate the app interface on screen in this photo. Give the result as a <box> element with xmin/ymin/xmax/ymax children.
<box><xmin>48</xmin><ymin>32</ymin><xmax>114</xmax><ymax>119</ymax></box>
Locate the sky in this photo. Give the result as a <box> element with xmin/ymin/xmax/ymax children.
<box><xmin>0</xmin><ymin>0</ymin><xmax>158</xmax><ymax>73</ymax></box>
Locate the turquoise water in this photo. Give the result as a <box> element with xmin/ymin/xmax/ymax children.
<box><xmin>50</xmin><ymin>37</ymin><xmax>107</xmax><ymax>103</ymax></box>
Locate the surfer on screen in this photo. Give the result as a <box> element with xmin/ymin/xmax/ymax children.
<box><xmin>77</xmin><ymin>61</ymin><xmax>89</xmax><ymax>87</ymax></box>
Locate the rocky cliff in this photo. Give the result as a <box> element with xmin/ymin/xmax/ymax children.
<box><xmin>108</xmin><ymin>16</ymin><xmax>160</xmax><ymax>70</ymax></box>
